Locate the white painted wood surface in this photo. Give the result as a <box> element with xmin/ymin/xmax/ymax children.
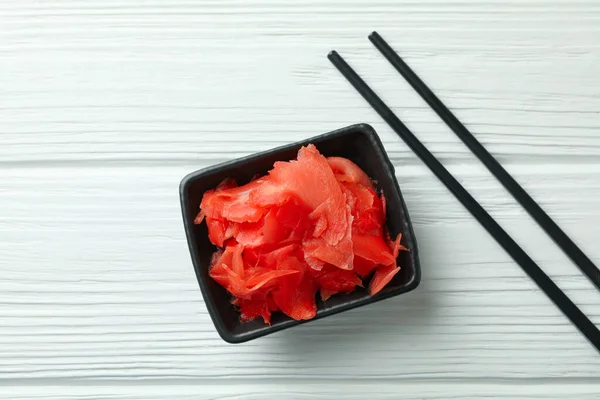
<box><xmin>1</xmin><ymin>0</ymin><xmax>599</xmax><ymax>398</ymax></box>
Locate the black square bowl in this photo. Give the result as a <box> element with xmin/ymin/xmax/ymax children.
<box><xmin>180</xmin><ymin>123</ymin><xmax>421</xmax><ymax>343</ymax></box>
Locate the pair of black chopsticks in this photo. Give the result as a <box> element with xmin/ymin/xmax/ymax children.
<box><xmin>328</xmin><ymin>31</ymin><xmax>600</xmax><ymax>353</ymax></box>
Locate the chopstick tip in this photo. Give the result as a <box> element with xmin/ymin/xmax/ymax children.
<box><xmin>368</xmin><ymin>31</ymin><xmax>381</xmax><ymax>42</ymax></box>
<box><xmin>327</xmin><ymin>50</ymin><xmax>339</xmax><ymax>60</ymax></box>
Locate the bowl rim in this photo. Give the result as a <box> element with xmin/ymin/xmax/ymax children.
<box><xmin>179</xmin><ymin>123</ymin><xmax>421</xmax><ymax>343</ymax></box>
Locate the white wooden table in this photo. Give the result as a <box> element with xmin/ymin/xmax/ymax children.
<box><xmin>1</xmin><ymin>1</ymin><xmax>599</xmax><ymax>398</ymax></box>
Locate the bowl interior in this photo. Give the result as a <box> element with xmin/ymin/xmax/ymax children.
<box><xmin>180</xmin><ymin>124</ymin><xmax>420</xmax><ymax>342</ymax></box>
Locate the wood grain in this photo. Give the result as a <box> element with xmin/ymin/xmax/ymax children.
<box><xmin>2</xmin><ymin>382</ymin><xmax>600</xmax><ymax>400</ymax></box>
<box><xmin>0</xmin><ymin>0</ymin><xmax>599</xmax><ymax>397</ymax></box>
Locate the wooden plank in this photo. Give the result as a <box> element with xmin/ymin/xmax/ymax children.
<box><xmin>2</xmin><ymin>382</ymin><xmax>600</xmax><ymax>400</ymax></box>
<box><xmin>1</xmin><ymin>1</ymin><xmax>599</xmax><ymax>164</ymax></box>
<box><xmin>0</xmin><ymin>166</ymin><xmax>598</xmax><ymax>380</ymax></box>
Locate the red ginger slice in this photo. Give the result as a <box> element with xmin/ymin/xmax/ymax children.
<box><xmin>342</xmin><ymin>182</ymin><xmax>385</xmax><ymax>235</ymax></box>
<box><xmin>387</xmin><ymin>232</ymin><xmax>408</xmax><ymax>260</ymax></box>
<box><xmin>203</xmin><ymin>217</ymin><xmax>238</xmax><ymax>247</ymax></box>
<box><xmin>209</xmin><ymin>244</ymin><xmax>299</xmax><ymax>299</ymax></box>
<box><xmin>369</xmin><ymin>264</ymin><xmax>401</xmax><ymax>296</ymax></box>
<box><xmin>303</xmin><ymin>194</ymin><xmax>354</xmax><ymax>271</ymax></box>
<box><xmin>244</xmin><ymin>243</ymin><xmax>298</xmax><ymax>270</ymax></box>
<box><xmin>352</xmin><ymin>232</ymin><xmax>395</xmax><ymax>266</ymax></box>
<box><xmin>200</xmin><ymin>178</ymin><xmax>267</xmax><ymax>224</ymax></box>
<box><xmin>368</xmin><ymin>232</ymin><xmax>407</xmax><ymax>295</ymax></box>
<box><xmin>271</xmin><ymin>254</ymin><xmax>317</xmax><ymax>321</ymax></box>
<box><xmin>232</xmin><ymin>293</ymin><xmax>278</xmax><ymax>324</ymax></box>
<box><xmin>310</xmin><ymin>265</ymin><xmax>363</xmax><ymax>301</ymax></box>
<box><xmin>352</xmin><ymin>255</ymin><xmax>379</xmax><ymax>278</ymax></box>
<box><xmin>327</xmin><ymin>156</ymin><xmax>373</xmax><ymax>188</ymax></box>
<box><xmin>265</xmin><ymin>144</ymin><xmax>350</xmax><ymax>248</ymax></box>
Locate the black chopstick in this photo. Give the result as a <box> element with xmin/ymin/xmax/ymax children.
<box><xmin>327</xmin><ymin>50</ymin><xmax>600</xmax><ymax>353</ymax></box>
<box><xmin>368</xmin><ymin>31</ymin><xmax>600</xmax><ymax>291</ymax></box>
